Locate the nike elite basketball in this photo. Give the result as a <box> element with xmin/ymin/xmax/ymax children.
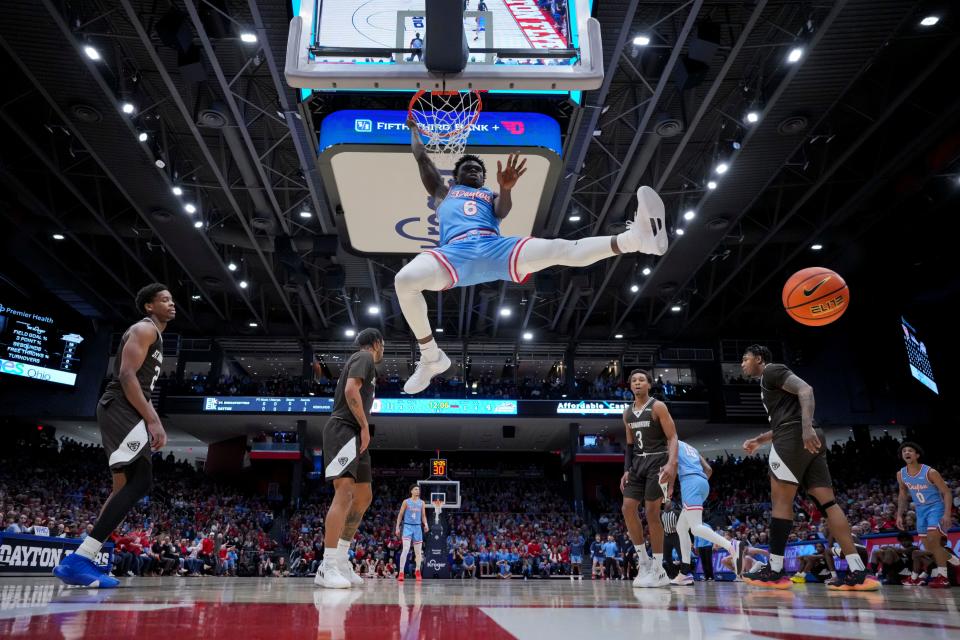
<box><xmin>782</xmin><ymin>267</ymin><xmax>849</xmax><ymax>326</ymax></box>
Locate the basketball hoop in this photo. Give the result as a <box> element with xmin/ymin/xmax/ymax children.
<box><xmin>408</xmin><ymin>90</ymin><xmax>483</xmax><ymax>168</ymax></box>
<box><xmin>431</xmin><ymin>498</ymin><xmax>444</xmax><ymax>525</ymax></box>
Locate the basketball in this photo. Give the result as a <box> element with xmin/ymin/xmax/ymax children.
<box><xmin>782</xmin><ymin>267</ymin><xmax>849</xmax><ymax>326</ymax></box>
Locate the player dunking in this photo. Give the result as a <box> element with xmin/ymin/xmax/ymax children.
<box><xmin>671</xmin><ymin>440</ymin><xmax>744</xmax><ymax>585</ymax></box>
<box><xmin>315</xmin><ymin>329</ymin><xmax>384</xmax><ymax>589</ymax></box>
<box><xmin>897</xmin><ymin>442</ymin><xmax>953</xmax><ymax>588</ymax></box>
<box><xmin>620</xmin><ymin>369</ymin><xmax>678</xmax><ymax>588</ymax></box>
<box><xmin>53</xmin><ymin>284</ymin><xmax>173</xmax><ymax>588</ymax></box>
<box><xmin>396</xmin><ymin>121</ymin><xmax>668</xmax><ymax>394</ymax></box>
<box><xmin>740</xmin><ymin>344</ymin><xmax>879</xmax><ymax>591</ymax></box>
<box><xmin>395</xmin><ymin>485</ymin><xmax>429</xmax><ymax>582</ymax></box>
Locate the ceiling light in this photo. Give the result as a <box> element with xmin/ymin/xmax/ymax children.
<box><xmin>641</xmin><ymin>267</ymin><xmax>651</xmax><ymax>276</ymax></box>
<box><xmin>435</xmin><ymin>328</ymin><xmax>444</xmax><ymax>333</ymax></box>
<box><xmin>228</xmin><ymin>262</ymin><xmax>238</xmax><ymax>271</ymax></box>
<box><xmin>715</xmin><ymin>162</ymin><xmax>729</xmax><ymax>175</ymax></box>
<box><xmin>172</xmin><ymin>186</ymin><xmax>183</xmax><ymax>196</ymax></box>
<box><xmin>630</xmin><ymin>284</ymin><xmax>639</xmax><ymax>293</ymax></box>
<box><xmin>138</xmin><ymin>131</ymin><xmax>148</xmax><ymax>142</ymax></box>
<box><xmin>184</xmin><ymin>203</ymin><xmax>197</xmax><ymax>214</ymax></box>
<box><xmin>671</xmin><ymin>305</ymin><xmax>682</xmax><ymax>312</ymax></box>
<box><xmin>121</xmin><ymin>102</ymin><xmax>136</xmax><ymax>114</ymax></box>
<box><xmin>52</xmin><ymin>233</ymin><xmax>65</xmax><ymax>240</ymax></box>
<box><xmin>920</xmin><ymin>16</ymin><xmax>939</xmax><ymax>27</ymax></box>
<box><xmin>154</xmin><ymin>159</ymin><xmax>166</xmax><ymax>169</ymax></box>
<box><xmin>193</xmin><ymin>220</ymin><xmax>203</xmax><ymax>229</ymax></box>
<box><xmin>614</xmin><ymin>334</ymin><xmax>623</xmax><ymax>339</ymax></box>
<box><xmin>83</xmin><ymin>45</ymin><xmax>101</xmax><ymax>61</ymax></box>
<box><xmin>345</xmin><ymin>328</ymin><xmax>356</xmax><ymax>337</ymax></box>
<box><xmin>239</xmin><ymin>280</ymin><xmax>248</xmax><ymax>289</ymax></box>
<box><xmin>746</xmin><ymin>111</ymin><xmax>760</xmax><ymax>124</ymax></box>
<box><xmin>569</xmin><ymin>215</ymin><xmax>581</xmax><ymax>222</ymax></box>
<box><xmin>240</xmin><ymin>32</ymin><xmax>258</xmax><ymax>43</ymax></box>
<box><xmin>633</xmin><ymin>35</ymin><xmax>650</xmax><ymax>46</ymax></box>
<box><xmin>299</xmin><ymin>209</ymin><xmax>312</xmax><ymax>219</ymax></box>
<box><xmin>683</xmin><ymin>210</ymin><xmax>696</xmax><ymax>221</ymax></box>
<box><xmin>676</xmin><ymin>228</ymin><xmax>685</xmax><ymax>236</ymax></box>
<box><xmin>810</xmin><ymin>243</ymin><xmax>823</xmax><ymax>251</ymax></box>
<box><xmin>787</xmin><ymin>47</ymin><xmax>803</xmax><ymax>63</ymax></box>
<box><xmin>368</xmin><ymin>305</ymin><xmax>380</xmax><ymax>315</ymax></box>
<box><xmin>707</xmin><ymin>180</ymin><xmax>717</xmax><ymax>190</ymax></box>
<box><xmin>522</xmin><ymin>332</ymin><xmax>533</xmax><ymax>340</ymax></box>
<box><xmin>500</xmin><ymin>308</ymin><xmax>512</xmax><ymax>317</ymax></box>
<box><xmin>191</xmin><ymin>294</ymin><xmax>201</xmax><ymax>301</ymax></box>
<box><xmin>248</xmin><ymin>322</ymin><xmax>258</xmax><ymax>328</ymax></box>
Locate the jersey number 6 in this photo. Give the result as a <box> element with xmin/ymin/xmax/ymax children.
<box><xmin>463</xmin><ymin>201</ymin><xmax>478</xmax><ymax>216</ymax></box>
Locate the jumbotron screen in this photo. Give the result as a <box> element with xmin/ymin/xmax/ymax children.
<box><xmin>0</xmin><ymin>301</ymin><xmax>83</xmax><ymax>386</ymax></box>
<box><xmin>901</xmin><ymin>317</ymin><xmax>937</xmax><ymax>394</ymax></box>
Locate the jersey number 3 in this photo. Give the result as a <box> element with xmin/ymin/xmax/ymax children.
<box><xmin>463</xmin><ymin>201</ymin><xmax>478</xmax><ymax>216</ymax></box>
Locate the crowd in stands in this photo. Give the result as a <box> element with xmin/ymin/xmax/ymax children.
<box><xmin>4</xmin><ymin>430</ymin><xmax>957</xmax><ymax>582</ymax></box>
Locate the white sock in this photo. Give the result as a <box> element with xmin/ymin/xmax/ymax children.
<box><xmin>932</xmin><ymin>567</ymin><xmax>947</xmax><ymax>578</ymax></box>
<box><xmin>419</xmin><ymin>338</ymin><xmax>439</xmax><ymax>360</ymax></box>
<box><xmin>845</xmin><ymin>554</ymin><xmax>865</xmax><ymax>572</ymax></box>
<box><xmin>323</xmin><ymin>548</ymin><xmax>338</xmax><ymax>567</ymax></box>
<box><xmin>337</xmin><ymin>539</ymin><xmax>351</xmax><ymax>561</ymax></box>
<box><xmin>653</xmin><ymin>553</ymin><xmax>663</xmax><ymax>563</ymax></box>
<box><xmin>919</xmin><ymin>571</ymin><xmax>928</xmax><ymax>579</ymax></box>
<box><xmin>770</xmin><ymin>554</ymin><xmax>784</xmax><ymax>572</ymax></box>
<box><xmin>830</xmin><ymin>570</ymin><xmax>837</xmax><ymax>578</ymax></box>
<box><xmin>75</xmin><ymin>536</ymin><xmax>102</xmax><ymax>561</ymax></box>
<box><xmin>911</xmin><ymin>571</ymin><xmax>919</xmax><ymax>579</ymax></box>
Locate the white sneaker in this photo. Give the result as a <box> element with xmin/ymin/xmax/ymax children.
<box><xmin>632</xmin><ymin>563</ymin><xmax>654</xmax><ymax>588</ymax></box>
<box><xmin>403</xmin><ymin>349</ymin><xmax>451</xmax><ymax>394</ymax></box>
<box><xmin>314</xmin><ymin>560</ymin><xmax>351</xmax><ymax>589</ymax></box>
<box><xmin>647</xmin><ymin>568</ymin><xmax>671</xmax><ymax>588</ymax></box>
<box><xmin>621</xmin><ymin>186</ymin><xmax>667</xmax><ymax>256</ymax></box>
<box><xmin>670</xmin><ymin>573</ymin><xmax>694</xmax><ymax>586</ymax></box>
<box><xmin>339</xmin><ymin>558</ymin><xmax>363</xmax><ymax>587</ymax></box>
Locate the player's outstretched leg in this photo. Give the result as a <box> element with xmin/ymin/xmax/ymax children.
<box><xmin>395</xmin><ymin>253</ymin><xmax>454</xmax><ymax>394</ymax></box>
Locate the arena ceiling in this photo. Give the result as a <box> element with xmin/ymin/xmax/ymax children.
<box><xmin>0</xmin><ymin>1</ymin><xmax>957</xmax><ymax>352</ymax></box>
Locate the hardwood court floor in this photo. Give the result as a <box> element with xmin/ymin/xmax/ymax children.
<box><xmin>1</xmin><ymin>576</ymin><xmax>958</xmax><ymax>639</ymax></box>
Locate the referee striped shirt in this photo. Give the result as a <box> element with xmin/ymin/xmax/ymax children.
<box><xmin>661</xmin><ymin>509</ymin><xmax>679</xmax><ymax>535</ymax></box>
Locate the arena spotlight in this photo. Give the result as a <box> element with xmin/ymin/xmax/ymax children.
<box><xmin>83</xmin><ymin>45</ymin><xmax>101</xmax><ymax>61</ymax></box>
<box><xmin>707</xmin><ymin>180</ymin><xmax>717</xmax><ymax>190</ymax></box>
<box><xmin>714</xmin><ymin>162</ymin><xmax>729</xmax><ymax>175</ymax></box>
<box><xmin>172</xmin><ymin>186</ymin><xmax>183</xmax><ymax>196</ymax></box>
<box><xmin>787</xmin><ymin>47</ymin><xmax>803</xmax><ymax>63</ymax></box>
<box><xmin>240</xmin><ymin>32</ymin><xmax>258</xmax><ymax>43</ymax></box>
<box><xmin>920</xmin><ymin>16</ymin><xmax>940</xmax><ymax>27</ymax></box>
<box><xmin>184</xmin><ymin>203</ymin><xmax>197</xmax><ymax>214</ymax></box>
<box><xmin>299</xmin><ymin>209</ymin><xmax>312</xmax><ymax>219</ymax></box>
<box><xmin>671</xmin><ymin>305</ymin><xmax>682</xmax><ymax>312</ymax></box>
<box><xmin>191</xmin><ymin>294</ymin><xmax>201</xmax><ymax>301</ymax></box>
<box><xmin>810</xmin><ymin>243</ymin><xmax>823</xmax><ymax>251</ymax></box>
<box><xmin>52</xmin><ymin>233</ymin><xmax>65</xmax><ymax>240</ymax></box>
<box><xmin>435</xmin><ymin>327</ymin><xmax>445</xmax><ymax>333</ymax></box>
<box><xmin>154</xmin><ymin>158</ymin><xmax>166</xmax><ymax>169</ymax></box>
<box><xmin>568</xmin><ymin>214</ymin><xmax>581</xmax><ymax>222</ymax></box>
<box><xmin>614</xmin><ymin>334</ymin><xmax>623</xmax><ymax>339</ymax></box>
<box><xmin>227</xmin><ymin>262</ymin><xmax>238</xmax><ymax>271</ymax></box>
<box><xmin>642</xmin><ymin>267</ymin><xmax>651</xmax><ymax>276</ymax></box>
<box><xmin>500</xmin><ymin>308</ymin><xmax>512</xmax><ymax>317</ymax></box>
<box><xmin>746</xmin><ymin>111</ymin><xmax>760</xmax><ymax>124</ymax></box>
<box><xmin>522</xmin><ymin>332</ymin><xmax>533</xmax><ymax>341</ymax></box>
<box><xmin>239</xmin><ymin>280</ymin><xmax>249</xmax><ymax>289</ymax></box>
<box><xmin>367</xmin><ymin>305</ymin><xmax>380</xmax><ymax>315</ymax></box>
<box><xmin>193</xmin><ymin>220</ymin><xmax>203</xmax><ymax>229</ymax></box>
<box><xmin>630</xmin><ymin>284</ymin><xmax>639</xmax><ymax>293</ymax></box>
<box><xmin>676</xmin><ymin>228</ymin><xmax>685</xmax><ymax>236</ymax></box>
<box><xmin>344</xmin><ymin>328</ymin><xmax>356</xmax><ymax>337</ymax></box>
<box><xmin>138</xmin><ymin>131</ymin><xmax>149</xmax><ymax>142</ymax></box>
<box><xmin>248</xmin><ymin>322</ymin><xmax>258</xmax><ymax>328</ymax></box>
<box><xmin>633</xmin><ymin>35</ymin><xmax>650</xmax><ymax>46</ymax></box>
<box><xmin>121</xmin><ymin>102</ymin><xmax>136</xmax><ymax>114</ymax></box>
<box><xmin>683</xmin><ymin>210</ymin><xmax>696</xmax><ymax>221</ymax></box>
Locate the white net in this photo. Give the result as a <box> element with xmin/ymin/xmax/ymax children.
<box><xmin>431</xmin><ymin>499</ymin><xmax>444</xmax><ymax>524</ymax></box>
<box><xmin>408</xmin><ymin>90</ymin><xmax>483</xmax><ymax>168</ymax></box>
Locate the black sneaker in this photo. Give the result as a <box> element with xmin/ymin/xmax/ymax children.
<box><xmin>744</xmin><ymin>565</ymin><xmax>791</xmax><ymax>589</ymax></box>
<box><xmin>827</xmin><ymin>569</ymin><xmax>880</xmax><ymax>591</ymax></box>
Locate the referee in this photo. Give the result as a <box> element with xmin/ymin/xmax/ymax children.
<box><xmin>660</xmin><ymin>500</ymin><xmax>680</xmax><ymax>578</ymax></box>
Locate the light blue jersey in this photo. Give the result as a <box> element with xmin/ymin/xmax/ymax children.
<box><xmin>901</xmin><ymin>465</ymin><xmax>942</xmax><ymax>508</ymax></box>
<box><xmin>437</xmin><ymin>185</ymin><xmax>499</xmax><ymax>244</ymax></box>
<box><xmin>678</xmin><ymin>441</ymin><xmax>706</xmax><ymax>480</ymax></box>
<box><xmin>403</xmin><ymin>498</ymin><xmax>425</xmax><ymax>526</ymax></box>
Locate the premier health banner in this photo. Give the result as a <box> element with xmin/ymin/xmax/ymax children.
<box><xmin>0</xmin><ymin>533</ymin><xmax>114</xmax><ymax>574</ymax></box>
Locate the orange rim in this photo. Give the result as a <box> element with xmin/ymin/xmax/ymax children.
<box><xmin>407</xmin><ymin>89</ymin><xmax>483</xmax><ymax>140</ymax></box>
